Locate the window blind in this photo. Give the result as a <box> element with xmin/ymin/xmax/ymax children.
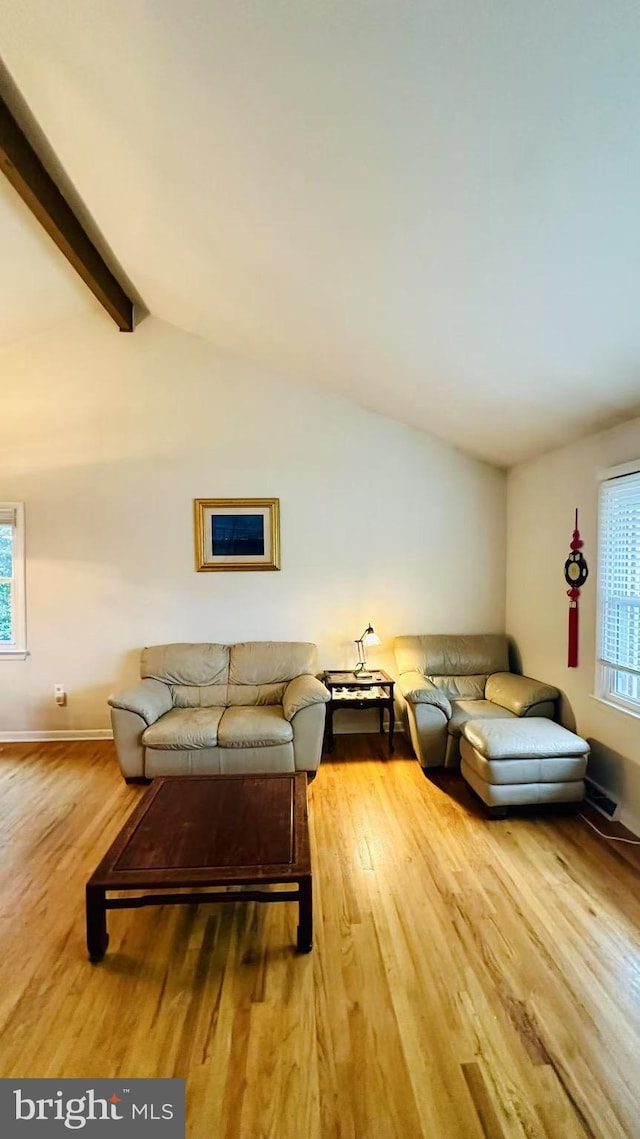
<box><xmin>598</xmin><ymin>470</ymin><xmax>640</xmax><ymax>700</ymax></box>
<box><xmin>0</xmin><ymin>507</ymin><xmax>16</xmax><ymax>526</ymax></box>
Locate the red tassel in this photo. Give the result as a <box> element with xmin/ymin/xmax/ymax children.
<box><xmin>567</xmin><ymin>601</ymin><xmax>578</xmax><ymax>667</ymax></box>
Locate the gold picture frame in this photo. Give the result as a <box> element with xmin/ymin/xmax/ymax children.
<box><xmin>194</xmin><ymin>498</ymin><xmax>280</xmax><ymax>572</ymax></box>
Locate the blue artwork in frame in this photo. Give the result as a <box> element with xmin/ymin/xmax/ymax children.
<box><xmin>194</xmin><ymin>498</ymin><xmax>280</xmax><ymax>571</ymax></box>
<box><xmin>211</xmin><ymin>514</ymin><xmax>265</xmax><ymax>557</ymax></box>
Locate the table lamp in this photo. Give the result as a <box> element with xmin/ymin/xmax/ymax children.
<box><xmin>354</xmin><ymin>624</ymin><xmax>380</xmax><ymax>678</ymax></box>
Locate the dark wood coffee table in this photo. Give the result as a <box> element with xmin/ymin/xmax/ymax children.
<box><xmin>85</xmin><ymin>772</ymin><xmax>312</xmax><ymax>961</ymax></box>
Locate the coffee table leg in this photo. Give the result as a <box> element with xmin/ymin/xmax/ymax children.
<box><xmin>86</xmin><ymin>885</ymin><xmax>109</xmax><ymax>962</ymax></box>
<box><xmin>296</xmin><ymin>876</ymin><xmax>313</xmax><ymax>953</ymax></box>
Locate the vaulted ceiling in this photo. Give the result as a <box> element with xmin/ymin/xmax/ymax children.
<box><xmin>0</xmin><ymin>171</ymin><xmax>94</xmax><ymax>343</ymax></box>
<box><xmin>1</xmin><ymin>1</ymin><xmax>640</xmax><ymax>466</ymax></box>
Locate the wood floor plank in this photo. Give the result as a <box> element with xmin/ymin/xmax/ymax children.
<box><xmin>0</xmin><ymin>738</ymin><xmax>639</xmax><ymax>1138</ymax></box>
<box><xmin>462</xmin><ymin>1061</ymin><xmax>509</xmax><ymax>1139</ymax></box>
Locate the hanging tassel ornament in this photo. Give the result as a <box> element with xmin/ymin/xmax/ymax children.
<box><xmin>564</xmin><ymin>509</ymin><xmax>588</xmax><ymax>668</ymax></box>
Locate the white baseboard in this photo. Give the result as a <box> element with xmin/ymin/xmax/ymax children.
<box><xmin>0</xmin><ymin>729</ymin><xmax>113</xmax><ymax>742</ymax></box>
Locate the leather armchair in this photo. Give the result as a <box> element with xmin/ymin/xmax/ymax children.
<box><xmin>394</xmin><ymin>634</ymin><xmax>558</xmax><ymax>768</ymax></box>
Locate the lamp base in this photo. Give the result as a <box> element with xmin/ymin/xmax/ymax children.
<box><xmin>353</xmin><ymin>668</ymin><xmax>373</xmax><ymax>679</ymax></box>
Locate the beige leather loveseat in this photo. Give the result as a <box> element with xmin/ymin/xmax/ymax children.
<box><xmin>394</xmin><ymin>634</ymin><xmax>559</xmax><ymax>769</ymax></box>
<box><xmin>109</xmin><ymin>641</ymin><xmax>329</xmax><ymax>781</ymax></box>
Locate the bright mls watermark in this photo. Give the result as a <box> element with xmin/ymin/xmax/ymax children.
<box><xmin>0</xmin><ymin>1079</ymin><xmax>185</xmax><ymax>1136</ymax></box>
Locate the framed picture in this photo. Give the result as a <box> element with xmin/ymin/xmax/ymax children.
<box><xmin>194</xmin><ymin>498</ymin><xmax>280</xmax><ymax>572</ymax></box>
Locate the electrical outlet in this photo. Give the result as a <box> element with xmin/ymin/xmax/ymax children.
<box><xmin>54</xmin><ymin>684</ymin><xmax>66</xmax><ymax>707</ymax></box>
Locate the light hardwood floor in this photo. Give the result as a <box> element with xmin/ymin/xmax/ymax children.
<box><xmin>0</xmin><ymin>737</ymin><xmax>639</xmax><ymax>1138</ymax></box>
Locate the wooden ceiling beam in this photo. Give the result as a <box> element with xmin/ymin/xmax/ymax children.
<box><xmin>0</xmin><ymin>93</ymin><xmax>134</xmax><ymax>332</ymax></box>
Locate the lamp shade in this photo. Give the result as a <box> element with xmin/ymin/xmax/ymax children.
<box><xmin>362</xmin><ymin>626</ymin><xmax>380</xmax><ymax>646</ymax></box>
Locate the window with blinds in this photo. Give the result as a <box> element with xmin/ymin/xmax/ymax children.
<box><xmin>0</xmin><ymin>503</ymin><xmax>26</xmax><ymax>657</ymax></box>
<box><xmin>597</xmin><ymin>467</ymin><xmax>640</xmax><ymax>712</ymax></box>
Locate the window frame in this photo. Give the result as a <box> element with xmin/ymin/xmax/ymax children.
<box><xmin>0</xmin><ymin>502</ymin><xmax>27</xmax><ymax>660</ymax></box>
<box><xmin>596</xmin><ymin>462</ymin><xmax>640</xmax><ymax>717</ymax></box>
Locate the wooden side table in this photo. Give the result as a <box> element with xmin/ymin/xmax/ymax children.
<box><xmin>321</xmin><ymin>670</ymin><xmax>395</xmax><ymax>755</ymax></box>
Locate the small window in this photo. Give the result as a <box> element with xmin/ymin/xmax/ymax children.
<box><xmin>0</xmin><ymin>503</ymin><xmax>26</xmax><ymax>659</ymax></box>
<box><xmin>597</xmin><ymin>467</ymin><xmax>640</xmax><ymax>713</ymax></box>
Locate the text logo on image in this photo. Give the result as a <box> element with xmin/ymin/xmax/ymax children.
<box><xmin>0</xmin><ymin>1078</ymin><xmax>185</xmax><ymax>1136</ymax></box>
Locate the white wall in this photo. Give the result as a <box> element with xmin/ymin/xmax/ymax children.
<box><xmin>507</xmin><ymin>416</ymin><xmax>640</xmax><ymax>834</ymax></box>
<box><xmin>0</xmin><ymin>313</ymin><xmax>506</xmax><ymax>735</ymax></box>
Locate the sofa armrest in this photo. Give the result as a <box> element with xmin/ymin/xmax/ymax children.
<box><xmin>398</xmin><ymin>671</ymin><xmax>452</xmax><ymax>718</ymax></box>
<box><xmin>108</xmin><ymin>678</ymin><xmax>172</xmax><ymax>726</ymax></box>
<box><xmin>485</xmin><ymin>672</ymin><xmax>559</xmax><ymax>716</ymax></box>
<box><xmin>110</xmin><ymin>708</ymin><xmax>146</xmax><ymax>778</ymax></box>
<box><xmin>283</xmin><ymin>675</ymin><xmax>330</xmax><ymax>722</ymax></box>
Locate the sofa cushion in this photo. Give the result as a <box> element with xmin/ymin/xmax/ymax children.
<box><xmin>394</xmin><ymin>634</ymin><xmax>509</xmax><ymax>679</ymax></box>
<box><xmin>461</xmin><ymin>717</ymin><xmax>590</xmax><ymax>760</ymax></box>
<box><xmin>217</xmin><ymin>706</ymin><xmax>293</xmax><ymax>748</ymax></box>
<box><xmin>447</xmin><ymin>699</ymin><xmax>517</xmax><ymax>737</ymax></box>
<box><xmin>172</xmin><ymin>683</ymin><xmax>229</xmax><ymax>708</ymax></box>
<box><xmin>227</xmin><ymin>682</ymin><xmax>287</xmax><ymax>707</ymax></box>
<box><xmin>229</xmin><ymin>641</ymin><xmax>316</xmax><ymax>685</ymax></box>
<box><xmin>429</xmin><ymin>674</ymin><xmax>488</xmax><ymax>700</ymax></box>
<box><xmin>141</xmin><ymin>706</ymin><xmax>225</xmax><ymax>750</ymax></box>
<box><xmin>142</xmin><ymin>643</ymin><xmax>230</xmax><ymax>686</ymax></box>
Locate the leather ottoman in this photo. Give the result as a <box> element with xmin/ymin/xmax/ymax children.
<box><xmin>460</xmin><ymin>717</ymin><xmax>589</xmax><ymax>817</ymax></box>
